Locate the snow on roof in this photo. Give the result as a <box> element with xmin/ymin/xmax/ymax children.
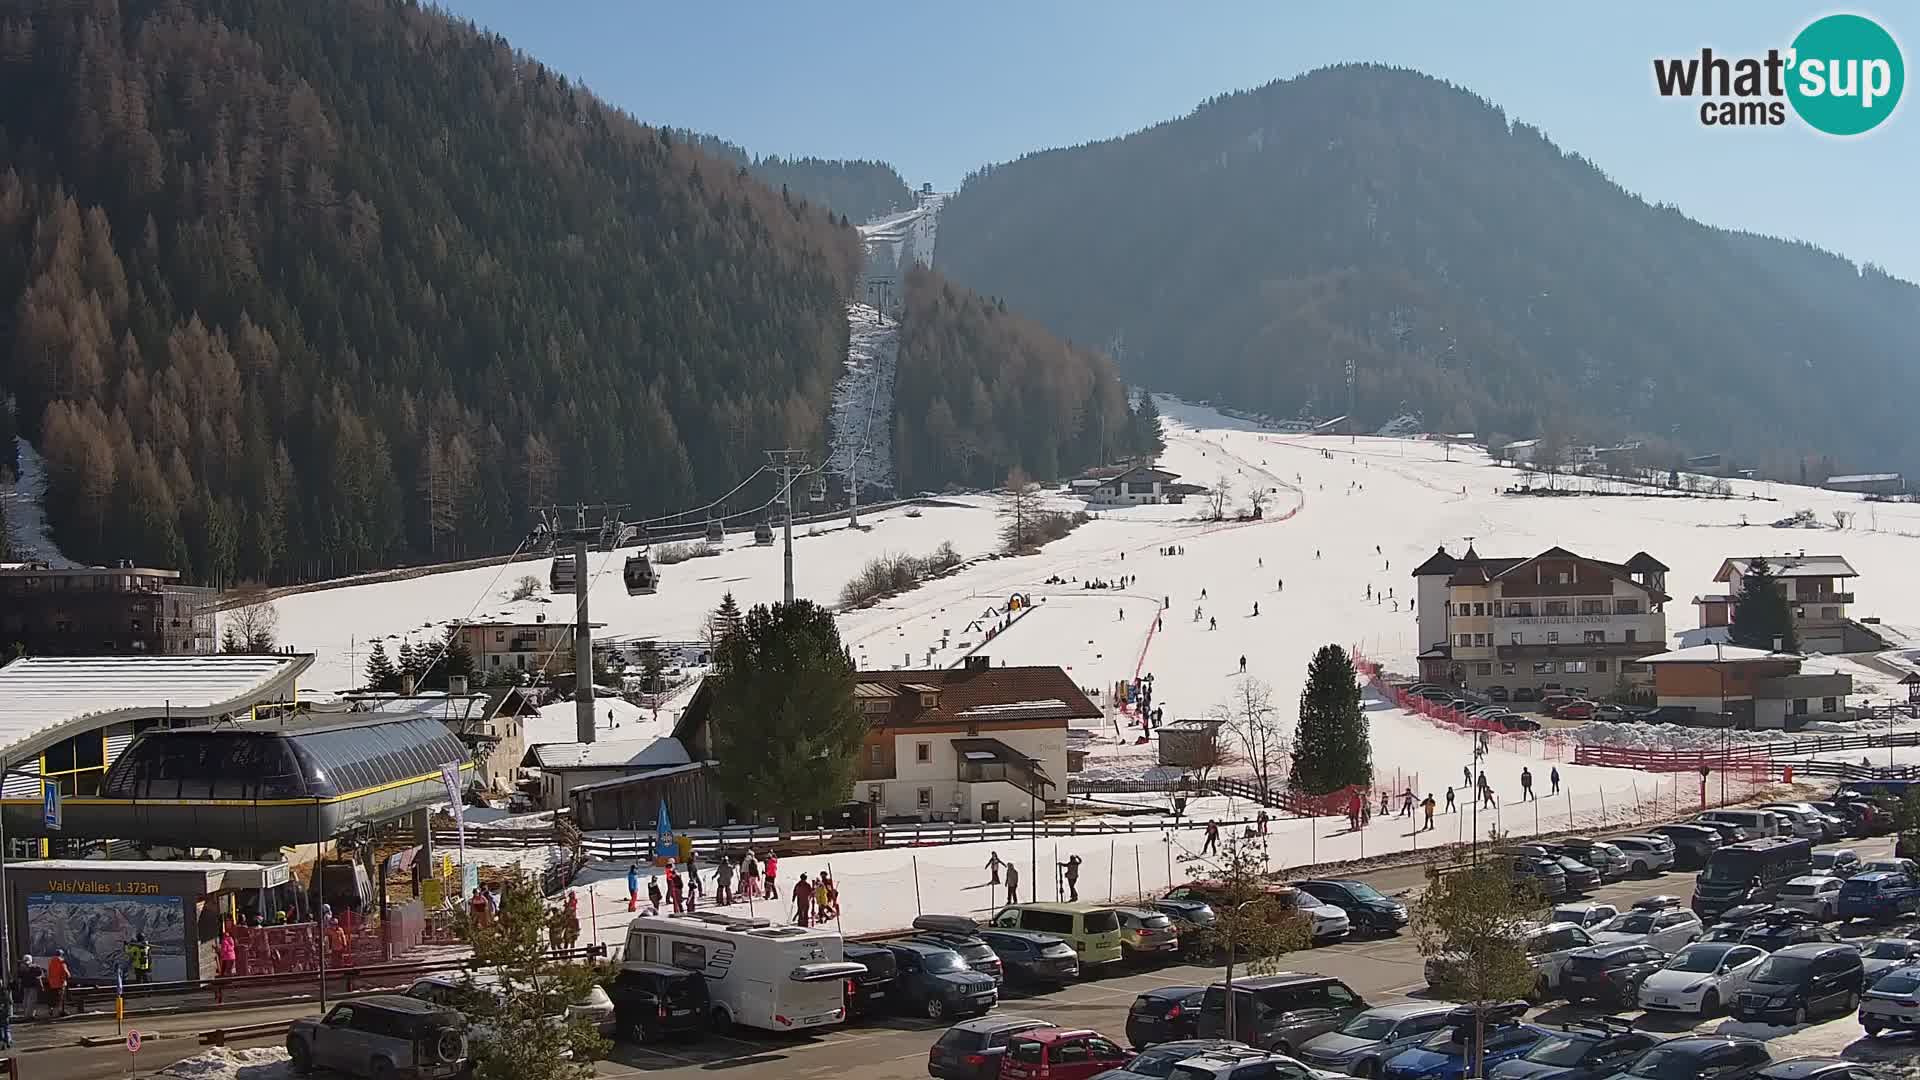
<box><xmin>525</xmin><ymin>736</ymin><xmax>690</xmax><ymax>771</ymax></box>
<box><xmin>0</xmin><ymin>654</ymin><xmax>311</xmax><ymax>760</ymax></box>
<box><xmin>1824</xmin><ymin>473</ymin><xmax>1901</xmax><ymax>484</ymax></box>
<box><xmin>1719</xmin><ymin>555</ymin><xmax>1858</xmax><ymax>580</ymax></box>
<box><xmin>566</xmin><ymin>759</ymin><xmax>709</xmax><ymax>795</ymax></box>
<box><xmin>955</xmin><ymin>699</ymin><xmax>1072</xmax><ymax>718</ymax></box>
<box><xmin>1639</xmin><ymin>644</ymin><xmax>1801</xmax><ymax>664</ymax></box>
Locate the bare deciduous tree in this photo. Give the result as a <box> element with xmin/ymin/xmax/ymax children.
<box><xmin>1212</xmin><ymin>675</ymin><xmax>1287</xmax><ymax>799</ymax></box>
<box><xmin>1247</xmin><ymin>484</ymin><xmax>1271</xmax><ymax>517</ymax></box>
<box><xmin>221</xmin><ymin>601</ymin><xmax>279</xmax><ymax>653</ymax></box>
<box><xmin>508</xmin><ymin>574</ymin><xmax>542</xmax><ymax>601</ymax></box>
<box><xmin>999</xmin><ymin>466</ymin><xmax>1044</xmax><ymax>552</ymax></box>
<box><xmin>1205</xmin><ymin>473</ymin><xmax>1234</xmax><ymax>521</ymax></box>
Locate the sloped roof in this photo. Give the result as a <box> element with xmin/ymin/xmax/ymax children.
<box><xmin>1639</xmin><ymin>645</ymin><xmax>1801</xmax><ymax>664</ymax></box>
<box><xmin>1716</xmin><ymin>555</ymin><xmax>1858</xmax><ymax>581</ymax></box>
<box><xmin>1446</xmin><ymin>547</ymin><xmax>1667</xmax><ymax>598</ymax></box>
<box><xmin>1411</xmin><ymin>546</ymin><xmax>1459</xmax><ymax>577</ymax></box>
<box><xmin>857</xmin><ymin>665</ymin><xmax>1100</xmax><ymax>727</ymax></box>
<box><xmin>524</xmin><ymin>736</ymin><xmax>691</xmax><ymax>771</ymax></box>
<box><xmin>0</xmin><ymin>654</ymin><xmax>312</xmax><ymax>762</ymax></box>
<box><xmin>1097</xmin><ymin>466</ymin><xmax>1180</xmax><ymax>486</ymax></box>
<box><xmin>1624</xmin><ymin>552</ymin><xmax>1670</xmax><ymax>573</ymax></box>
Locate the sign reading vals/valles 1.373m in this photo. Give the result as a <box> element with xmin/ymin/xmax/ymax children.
<box><xmin>43</xmin><ymin>880</ymin><xmax>164</xmax><ymax>895</ymax></box>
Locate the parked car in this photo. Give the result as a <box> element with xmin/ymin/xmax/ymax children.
<box><xmin>843</xmin><ymin>942</ymin><xmax>900</xmax><ymax>1019</ymax></box>
<box><xmin>1538</xmin><ymin>694</ymin><xmax>1575</xmax><ymax>715</ymax></box>
<box><xmin>1549</xmin><ymin>903</ymin><xmax>1618</xmax><ymax>931</ymax></box>
<box><xmin>914</xmin><ymin>915</ymin><xmax>1008</xmax><ymax>987</ymax></box>
<box><xmin>1554</xmin><ymin>701</ymin><xmax>1598</xmax><ymax>721</ymax></box>
<box><xmin>1164</xmin><ymin>1049</ymin><xmax>1337</xmax><ymax>1080</ymax></box>
<box><xmin>1152</xmin><ymin>896</ymin><xmax>1218</xmax><ymax>934</ymax></box>
<box><xmin>1197</xmin><ymin>973</ymin><xmax>1369</xmax><ymax>1053</ymax></box>
<box><xmin>1000</xmin><ymin>1027</ymin><xmax>1132</xmax><ymax>1080</ymax></box>
<box><xmin>1859</xmin><ymin>961</ymin><xmax>1920</xmax><ymax>1037</ymax></box>
<box><xmin>991</xmin><ymin>904</ymin><xmax>1126</xmax><ymax>966</ymax></box>
<box><xmin>1731</xmin><ymin>942</ymin><xmax>1864</xmax><ymax>1025</ymax></box>
<box><xmin>1838</xmin><ymin>872</ymin><xmax>1920</xmax><ymax>922</ymax></box>
<box><xmin>1696</xmin><ymin>810</ymin><xmax>1782</xmax><ymax>840</ymax></box>
<box><xmin>883</xmin><ymin>940</ymin><xmax>1000</xmax><ymax>1020</ymax></box>
<box><xmin>1498</xmin><ymin>855</ymin><xmax>1569</xmax><ymax>900</ymax></box>
<box><xmin>1488</xmin><ymin>686</ymin><xmax>1511</xmax><ymax>703</ymax></box>
<box><xmin>1700</xmin><ymin>904</ymin><xmax>1782</xmax><ymax>943</ymax></box>
<box><xmin>1429</xmin><ymin>922</ymin><xmax>1594</xmax><ymax>1000</ymax></box>
<box><xmin>1551</xmin><ymin>841</ymin><xmax>1630</xmax><ymax>882</ymax></box>
<box><xmin>1754</xmin><ymin>1059</ymin><xmax>1884</xmax><ymax>1080</ymax></box>
<box><xmin>605</xmin><ymin>963</ymin><xmax>710</xmax><ymax>1043</ymax></box>
<box><xmin>1859</xmin><ymin>858</ymin><xmax>1920</xmax><ymax>879</ymax></box>
<box><xmin>1685</xmin><ymin>819</ymin><xmax>1749</xmax><ymax>845</ymax></box>
<box><xmin>1514</xmin><ymin>687</ymin><xmax>1539</xmax><ymax>703</ymax></box>
<box><xmin>979</xmin><ymin>929</ymin><xmax>1079</xmax><ymax>988</ymax></box>
<box><xmin>1558</xmin><ymin>944</ymin><xmax>1669</xmax><ymax>1006</ymax></box>
<box><xmin>1646</xmin><ymin>824</ymin><xmax>1721</xmax><ymax>869</ymax></box>
<box><xmin>406</xmin><ymin>973</ymin><xmax>615</xmax><ymax>1038</ymax></box>
<box><xmin>1166</xmin><ymin>883</ymin><xmax>1347</xmax><ymax>945</ymax></box>
<box><xmin>1124</xmin><ymin>986</ymin><xmax>1207</xmax><ymax>1048</ymax></box>
<box><xmin>1592</xmin><ymin>907</ymin><xmax>1703</xmax><ymax>952</ymax></box>
<box><xmin>1592</xmin><ymin>1036</ymin><xmax>1771</xmax><ymax>1080</ymax></box>
<box><xmin>1773</xmin><ymin>877</ymin><xmax>1844</xmax><ymax>921</ymax></box>
<box><xmin>1114</xmin><ymin>907</ymin><xmax>1183</xmax><ymax>961</ymax></box>
<box><xmin>287</xmin><ymin>994</ymin><xmax>469</xmax><ymax>1079</ymax></box>
<box><xmin>1091</xmin><ymin>1040</ymin><xmax>1251</xmax><ymax>1080</ymax></box>
<box><xmin>1857</xmin><ymin>938</ymin><xmax>1920</xmax><ymax>980</ymax></box>
<box><xmin>1605</xmin><ymin>837</ymin><xmax>1676</xmax><ymax>875</ymax></box>
<box><xmin>1761</xmin><ymin>803</ymin><xmax>1849</xmax><ymax>841</ymax></box>
<box><xmin>1636</xmin><ymin>941</ymin><xmax>1768</xmax><ymax>1016</ymax></box>
<box><xmin>1809</xmin><ymin>849</ymin><xmax>1861</xmax><ymax>878</ymax></box>
<box><xmin>1739</xmin><ymin>911</ymin><xmax>1841</xmax><ymax>952</ymax></box>
<box><xmin>1297</xmin><ymin>1003</ymin><xmax>1457</xmax><ymax>1079</ymax></box>
<box><xmin>1496</xmin><ymin>715</ymin><xmax>1543</xmax><ymax>733</ymax></box>
<box><xmin>1294</xmin><ymin>879</ymin><xmax>1411</xmax><ymax>938</ymax></box>
<box><xmin>929</xmin><ymin>1016</ymin><xmax>1056</xmax><ymax>1080</ymax></box>
<box><xmin>1758</xmin><ymin>807</ymin><xmax>1826</xmax><ymax>842</ymax></box>
<box><xmin>1549</xmin><ymin>856</ymin><xmax>1602</xmax><ymax>894</ymax></box>
<box><xmin>1381</xmin><ymin>1005</ymin><xmax>1547</xmax><ymax>1080</ymax></box>
<box><xmin>1487</xmin><ymin>1019</ymin><xmax>1659</xmax><ymax>1080</ymax></box>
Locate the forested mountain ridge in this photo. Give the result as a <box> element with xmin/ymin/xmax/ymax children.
<box><xmin>670</xmin><ymin>130</ymin><xmax>917</xmax><ymax>224</ymax></box>
<box><xmin>894</xmin><ymin>265</ymin><xmax>1158</xmax><ymax>493</ymax></box>
<box><xmin>936</xmin><ymin>64</ymin><xmax>1920</xmax><ymax>476</ymax></box>
<box><xmin>0</xmin><ymin>0</ymin><xmax>864</xmax><ymax>584</ymax></box>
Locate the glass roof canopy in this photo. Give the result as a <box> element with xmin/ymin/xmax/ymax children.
<box><xmin>102</xmin><ymin>714</ymin><xmax>469</xmax><ymax>802</ymax></box>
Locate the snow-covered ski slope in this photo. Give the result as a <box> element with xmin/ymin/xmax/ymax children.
<box><xmin>825</xmin><ymin>303</ymin><xmax>898</xmax><ymax>496</ymax></box>
<box><xmin>0</xmin><ymin>436</ymin><xmax>76</xmax><ymax>567</ymax></box>
<box><xmin>859</xmin><ymin>192</ymin><xmax>942</xmax><ymax>277</ymax></box>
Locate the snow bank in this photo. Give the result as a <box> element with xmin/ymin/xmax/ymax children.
<box><xmin>156</xmin><ymin>1047</ymin><xmax>292</xmax><ymax>1080</ymax></box>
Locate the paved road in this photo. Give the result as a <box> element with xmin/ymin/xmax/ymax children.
<box><xmin>18</xmin><ymin>834</ymin><xmax>1899</xmax><ymax>1080</ymax></box>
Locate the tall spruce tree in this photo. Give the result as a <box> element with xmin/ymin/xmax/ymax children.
<box><xmin>1729</xmin><ymin>556</ymin><xmax>1799</xmax><ymax>652</ymax></box>
<box><xmin>1289</xmin><ymin>644</ymin><xmax>1372</xmax><ymax>794</ymax></box>
<box><xmin>707</xmin><ymin>599</ymin><xmax>864</xmax><ymax>823</ymax></box>
<box><xmin>364</xmin><ymin>640</ymin><xmax>399</xmax><ymax>692</ymax></box>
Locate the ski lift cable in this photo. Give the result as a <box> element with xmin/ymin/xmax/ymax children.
<box><xmin>632</xmin><ymin>465</ymin><xmax>775</xmax><ymax>528</ymax></box>
<box><xmin>387</xmin><ymin>532</ymin><xmax>534</xmax><ymax>696</ymax></box>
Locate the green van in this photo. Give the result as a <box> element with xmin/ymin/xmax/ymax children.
<box><xmin>989</xmin><ymin>903</ymin><xmax>1124</xmax><ymax>966</ymax></box>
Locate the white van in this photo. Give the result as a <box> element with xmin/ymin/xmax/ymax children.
<box><xmin>621</xmin><ymin>912</ymin><xmax>865</xmax><ymax>1033</ymax></box>
<box><xmin>1695</xmin><ymin>809</ymin><xmax>1781</xmax><ymax>840</ymax></box>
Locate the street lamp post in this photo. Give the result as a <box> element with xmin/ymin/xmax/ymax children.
<box><xmin>313</xmin><ymin>775</ymin><xmax>328</xmax><ymax>1012</ymax></box>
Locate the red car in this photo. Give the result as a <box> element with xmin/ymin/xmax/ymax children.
<box><xmin>999</xmin><ymin>1028</ymin><xmax>1131</xmax><ymax>1080</ymax></box>
<box><xmin>1553</xmin><ymin>700</ymin><xmax>1597</xmax><ymax>720</ymax></box>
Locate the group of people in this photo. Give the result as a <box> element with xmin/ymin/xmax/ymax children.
<box><xmin>624</xmin><ymin>849</ymin><xmax>840</xmax><ymax>927</ymax></box>
<box><xmin>6</xmin><ymin>949</ymin><xmax>72</xmax><ymax>1038</ymax></box>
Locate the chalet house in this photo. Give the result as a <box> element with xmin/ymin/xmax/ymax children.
<box><xmin>674</xmin><ymin>656</ymin><xmax>1100</xmax><ymax>824</ymax></box>
<box><xmin>1084</xmin><ymin>465</ymin><xmax>1205</xmax><ymax>507</ymax></box>
<box><xmin>1639</xmin><ymin>644</ymin><xmax>1853</xmax><ymax>729</ymax></box>
<box><xmin>457</xmin><ymin>617</ymin><xmax>605</xmax><ymax>676</ymax></box>
<box><xmin>1412</xmin><ymin>545</ymin><xmax>1670</xmax><ymax>695</ymax></box>
<box><xmin>1694</xmin><ymin>554</ymin><xmax>1873</xmax><ymax>653</ymax></box>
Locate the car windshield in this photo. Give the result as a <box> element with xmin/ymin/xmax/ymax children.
<box><xmin>1342</xmin><ymin>882</ymin><xmax>1385</xmax><ymax>901</ymax></box>
<box><xmin>1602</xmin><ymin>914</ymin><xmax>1655</xmax><ymax>934</ymax></box>
<box><xmin>1627</xmin><ymin>1046</ymin><xmax>1718</xmax><ymax>1080</ymax></box>
<box><xmin>1125</xmin><ymin>1050</ymin><xmax>1189</xmax><ymax>1079</ymax></box>
<box><xmin>922</xmin><ymin>951</ymin><xmax>966</xmax><ymax>974</ymax></box>
<box><xmin>1552</xmin><ymin>907</ymin><xmax>1593</xmax><ymax>923</ymax></box>
<box><xmin>1665</xmin><ymin>946</ymin><xmax>1729</xmax><ymax>973</ymax></box>
<box><xmin>1866</xmin><ymin>941</ymin><xmax>1915</xmax><ymax>959</ymax></box>
<box><xmin>1812</xmin><ymin>853</ymin><xmax>1838</xmax><ymax>868</ymax></box>
<box><xmin>1875</xmin><ymin>971</ymin><xmax>1920</xmax><ymax>995</ymax></box>
<box><xmin>1419</xmin><ymin>1026</ymin><xmax>1474</xmax><ymax>1051</ymax></box>
<box><xmin>1522</xmin><ymin>1036</ymin><xmax>1596</xmax><ymax>1066</ymax></box>
<box><xmin>1752</xmin><ymin>955</ymin><xmax>1814</xmax><ymax>983</ymax></box>
<box><xmin>1339</xmin><ymin>1014</ymin><xmax>1401</xmax><ymax>1040</ymax></box>
<box><xmin>1778</xmin><ymin>884</ymin><xmax>1818</xmax><ymax>897</ymax></box>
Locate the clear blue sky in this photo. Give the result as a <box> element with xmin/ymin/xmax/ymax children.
<box><xmin>437</xmin><ymin>1</ymin><xmax>1917</xmax><ymax>281</ymax></box>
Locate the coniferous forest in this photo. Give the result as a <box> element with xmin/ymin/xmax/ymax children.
<box><xmin>0</xmin><ymin>0</ymin><xmax>869</xmax><ymax>584</ymax></box>
<box><xmin>937</xmin><ymin>65</ymin><xmax>1920</xmax><ymax>478</ymax></box>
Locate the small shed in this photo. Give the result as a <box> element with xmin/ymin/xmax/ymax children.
<box><xmin>1157</xmin><ymin>720</ymin><xmax>1227</xmax><ymax>767</ymax></box>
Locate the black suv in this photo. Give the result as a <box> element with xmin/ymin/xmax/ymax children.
<box><xmin>912</xmin><ymin>915</ymin><xmax>1006</xmax><ymax>988</ymax></box>
<box><xmin>1557</xmin><ymin>945</ymin><xmax>1667</xmax><ymax>1006</ymax></box>
<box><xmin>978</xmin><ymin>929</ymin><xmax>1079</xmax><ymax>987</ymax></box>
<box><xmin>1648</xmin><ymin>825</ymin><xmax>1723</xmax><ymax>869</ymax></box>
<box><xmin>1595</xmin><ymin>1037</ymin><xmax>1771</xmax><ymax>1080</ymax></box>
<box><xmin>606</xmin><ymin>963</ymin><xmax>709</xmax><ymax>1043</ymax></box>
<box><xmin>883</xmin><ymin>940</ymin><xmax>998</xmax><ymax>1021</ymax></box>
<box><xmin>1196</xmin><ymin>973</ymin><xmax>1369</xmax><ymax>1054</ymax></box>
<box><xmin>1489</xmin><ymin>1019</ymin><xmax>1659</xmax><ymax>1080</ymax></box>
<box><xmin>844</xmin><ymin>942</ymin><xmax>899</xmax><ymax>1020</ymax></box>
<box><xmin>1737</xmin><ymin>912</ymin><xmax>1841</xmax><ymax>952</ymax></box>
<box><xmin>1732</xmin><ymin>942</ymin><xmax>1864</xmax><ymax>1026</ymax></box>
<box><xmin>1295</xmin><ymin>879</ymin><xmax>1411</xmax><ymax>937</ymax></box>
<box><xmin>287</xmin><ymin>994</ymin><xmax>468</xmax><ymax>1079</ymax></box>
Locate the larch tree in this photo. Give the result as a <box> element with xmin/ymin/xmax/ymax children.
<box><xmin>1289</xmin><ymin>645</ymin><xmax>1372</xmax><ymax>794</ymax></box>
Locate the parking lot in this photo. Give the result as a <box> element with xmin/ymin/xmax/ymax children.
<box><xmin>585</xmin><ymin>833</ymin><xmax>1920</xmax><ymax>1078</ymax></box>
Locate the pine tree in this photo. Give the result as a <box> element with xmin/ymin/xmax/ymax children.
<box><xmin>1729</xmin><ymin>556</ymin><xmax>1799</xmax><ymax>653</ymax></box>
<box><xmin>1289</xmin><ymin>644</ymin><xmax>1372</xmax><ymax>794</ymax></box>
<box><xmin>635</xmin><ymin>639</ymin><xmax>665</xmax><ymax>693</ymax></box>
<box><xmin>364</xmin><ymin>640</ymin><xmax>398</xmax><ymax>692</ymax></box>
<box><xmin>706</xmin><ymin>591</ymin><xmax>743</xmax><ymax>667</ymax></box>
<box><xmin>707</xmin><ymin>599</ymin><xmax>864</xmax><ymax>823</ymax></box>
<box><xmin>396</xmin><ymin>639</ymin><xmax>418</xmax><ymax>688</ymax></box>
<box><xmin>1131</xmin><ymin>392</ymin><xmax>1165</xmax><ymax>454</ymax></box>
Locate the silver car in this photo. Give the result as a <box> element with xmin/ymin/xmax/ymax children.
<box><xmin>1608</xmin><ymin>836</ymin><xmax>1676</xmax><ymax>875</ymax></box>
<box><xmin>1296</xmin><ymin>1002</ymin><xmax>1456</xmax><ymax>1078</ymax></box>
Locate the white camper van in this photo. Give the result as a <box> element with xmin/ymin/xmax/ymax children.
<box><xmin>622</xmin><ymin>912</ymin><xmax>865</xmax><ymax>1033</ymax></box>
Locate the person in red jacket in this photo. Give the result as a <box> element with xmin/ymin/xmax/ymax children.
<box><xmin>45</xmin><ymin>949</ymin><xmax>71</xmax><ymax>1017</ymax></box>
<box><xmin>763</xmin><ymin>854</ymin><xmax>779</xmax><ymax>900</ymax></box>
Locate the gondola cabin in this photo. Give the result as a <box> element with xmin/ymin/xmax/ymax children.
<box><xmin>704</xmin><ymin>520</ymin><xmax>725</xmax><ymax>548</ymax></box>
<box><xmin>808</xmin><ymin>479</ymin><xmax>827</xmax><ymax>503</ymax></box>
<box><xmin>624</xmin><ymin>552</ymin><xmax>658</xmax><ymax>595</ymax></box>
<box><xmin>753</xmin><ymin>522</ymin><xmax>774</xmax><ymax>546</ymax></box>
<box><xmin>550</xmin><ymin>554</ymin><xmax>577</xmax><ymax>593</ymax></box>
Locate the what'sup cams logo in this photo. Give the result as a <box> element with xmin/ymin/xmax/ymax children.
<box><xmin>1654</xmin><ymin>13</ymin><xmax>1904</xmax><ymax>135</ymax></box>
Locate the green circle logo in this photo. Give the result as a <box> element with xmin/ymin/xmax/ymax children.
<box><xmin>1787</xmin><ymin>14</ymin><xmax>1904</xmax><ymax>135</ymax></box>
